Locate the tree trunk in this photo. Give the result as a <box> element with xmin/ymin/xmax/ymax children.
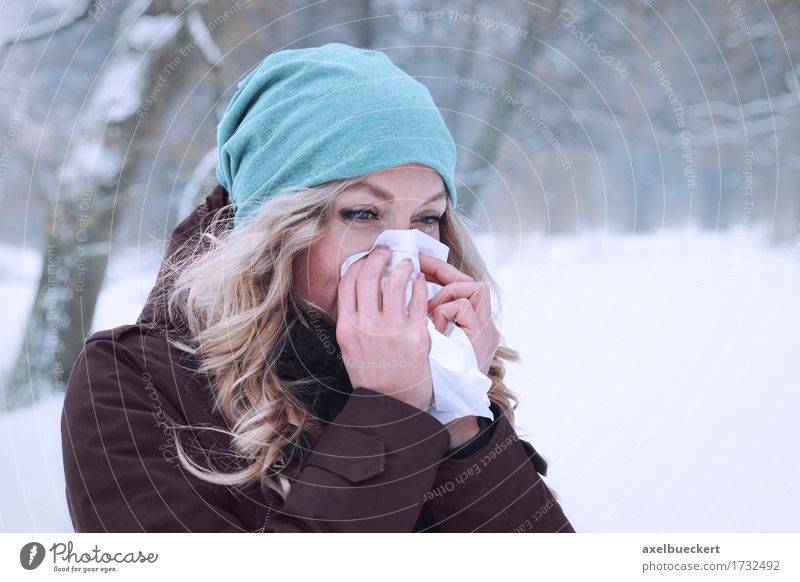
<box><xmin>4</xmin><ymin>0</ymin><xmax>188</xmax><ymax>410</ymax></box>
<box><xmin>462</xmin><ymin>0</ymin><xmax>563</xmax><ymax>218</ymax></box>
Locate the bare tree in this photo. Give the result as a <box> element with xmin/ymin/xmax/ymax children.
<box><xmin>460</xmin><ymin>0</ymin><xmax>564</xmax><ymax>217</ymax></box>
<box><xmin>4</xmin><ymin>0</ymin><xmax>223</xmax><ymax>410</ymax></box>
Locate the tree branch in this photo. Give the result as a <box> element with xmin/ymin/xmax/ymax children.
<box><xmin>0</xmin><ymin>0</ymin><xmax>101</xmax><ymax>53</ymax></box>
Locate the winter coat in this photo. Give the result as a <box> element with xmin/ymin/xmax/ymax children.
<box><xmin>60</xmin><ymin>183</ymin><xmax>575</xmax><ymax>533</ymax></box>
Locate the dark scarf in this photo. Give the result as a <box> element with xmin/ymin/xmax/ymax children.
<box><xmin>270</xmin><ymin>306</ymin><xmax>355</xmax><ymax>473</ymax></box>
<box><xmin>275</xmin><ymin>307</ymin><xmax>353</xmax><ymax>424</ymax></box>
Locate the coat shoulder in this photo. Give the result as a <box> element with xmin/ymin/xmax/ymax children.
<box><xmin>70</xmin><ymin>323</ymin><xmax>211</xmax><ymax>424</ymax></box>
<box><xmin>81</xmin><ymin>323</ymin><xmax>193</xmax><ymax>368</ymax></box>
<box><xmin>83</xmin><ymin>323</ymin><xmax>168</xmax><ymax>348</ymax></box>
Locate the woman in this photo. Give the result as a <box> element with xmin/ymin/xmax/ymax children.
<box><xmin>61</xmin><ymin>42</ymin><xmax>574</xmax><ymax>533</ymax></box>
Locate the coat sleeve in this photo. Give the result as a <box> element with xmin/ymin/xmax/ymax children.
<box><xmin>265</xmin><ymin>387</ymin><xmax>451</xmax><ymax>532</ymax></box>
<box><xmin>61</xmin><ymin>338</ymin><xmax>249</xmax><ymax>532</ymax></box>
<box><xmin>424</xmin><ymin>401</ymin><xmax>576</xmax><ymax>532</ymax></box>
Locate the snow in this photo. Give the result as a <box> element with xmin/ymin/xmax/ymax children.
<box><xmin>62</xmin><ymin>139</ymin><xmax>124</xmax><ymax>185</ymax></box>
<box><xmin>0</xmin><ymin>395</ymin><xmax>69</xmax><ymax>532</ymax></box>
<box><xmin>0</xmin><ymin>245</ymin><xmax>41</xmax><ymax>371</ymax></box>
<box><xmin>90</xmin><ymin>54</ymin><xmax>147</xmax><ymax>124</ymax></box>
<box><xmin>1</xmin><ymin>227</ymin><xmax>799</xmax><ymax>532</ymax></box>
<box><xmin>86</xmin><ymin>14</ymin><xmax>182</xmax><ymax>124</ymax></box>
<box><xmin>1</xmin><ymin>0</ymin><xmax>91</xmax><ymax>46</ymax></box>
<box><xmin>186</xmin><ymin>10</ymin><xmax>223</xmax><ymax>64</ymax></box>
<box><xmin>125</xmin><ymin>14</ymin><xmax>182</xmax><ymax>53</ymax></box>
<box><xmin>92</xmin><ymin>245</ymin><xmax>162</xmax><ymax>329</ymax></box>
<box><xmin>477</xmin><ymin>226</ymin><xmax>800</xmax><ymax>532</ymax></box>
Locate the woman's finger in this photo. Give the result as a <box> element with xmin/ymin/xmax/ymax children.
<box><xmin>431</xmin><ymin>298</ymin><xmax>500</xmax><ymax>375</ymax></box>
<box><xmin>338</xmin><ymin>255</ymin><xmax>363</xmax><ymax>317</ymax></box>
<box><xmin>430</xmin><ymin>298</ymin><xmax>480</xmax><ymax>336</ymax></box>
<box><xmin>418</xmin><ymin>254</ymin><xmax>474</xmax><ymax>286</ymax></box>
<box><xmin>428</xmin><ymin>281</ymin><xmax>492</xmax><ymax>323</ymax></box>
<box><xmin>355</xmin><ymin>246</ymin><xmax>392</xmax><ymax>316</ymax></box>
<box><xmin>407</xmin><ymin>271</ymin><xmax>428</xmax><ymax>321</ymax></box>
<box><xmin>382</xmin><ymin>257</ymin><xmax>415</xmax><ymax>323</ymax></box>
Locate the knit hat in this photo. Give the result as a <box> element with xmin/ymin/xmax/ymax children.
<box><xmin>215</xmin><ymin>42</ymin><xmax>458</xmax><ymax>228</ymax></box>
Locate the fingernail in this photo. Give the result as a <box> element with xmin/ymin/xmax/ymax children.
<box><xmin>416</xmin><ymin>272</ymin><xmax>425</xmax><ymax>281</ymax></box>
<box><xmin>375</xmin><ymin>244</ymin><xmax>390</xmax><ymax>250</ymax></box>
<box><xmin>402</xmin><ymin>257</ymin><xmax>412</xmax><ymax>263</ymax></box>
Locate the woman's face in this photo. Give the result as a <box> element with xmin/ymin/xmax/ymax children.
<box><xmin>293</xmin><ymin>162</ymin><xmax>448</xmax><ymax>322</ymax></box>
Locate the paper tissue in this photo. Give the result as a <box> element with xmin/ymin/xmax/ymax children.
<box><xmin>339</xmin><ymin>229</ymin><xmax>493</xmax><ymax>425</ymax></box>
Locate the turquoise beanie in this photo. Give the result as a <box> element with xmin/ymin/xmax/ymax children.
<box><xmin>216</xmin><ymin>42</ymin><xmax>458</xmax><ymax>227</ymax></box>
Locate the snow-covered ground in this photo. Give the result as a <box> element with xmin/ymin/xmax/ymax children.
<box><xmin>1</xmin><ymin>226</ymin><xmax>798</xmax><ymax>532</ymax></box>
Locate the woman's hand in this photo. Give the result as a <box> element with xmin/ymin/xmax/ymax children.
<box><xmin>418</xmin><ymin>254</ymin><xmax>501</xmax><ymax>376</ymax></box>
<box><xmin>336</xmin><ymin>245</ymin><xmax>435</xmax><ymax>411</ymax></box>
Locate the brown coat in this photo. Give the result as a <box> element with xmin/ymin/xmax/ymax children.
<box><xmin>60</xmin><ymin>184</ymin><xmax>575</xmax><ymax>533</ymax></box>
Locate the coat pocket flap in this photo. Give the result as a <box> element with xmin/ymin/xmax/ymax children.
<box><xmin>302</xmin><ymin>424</ymin><xmax>386</xmax><ymax>483</ymax></box>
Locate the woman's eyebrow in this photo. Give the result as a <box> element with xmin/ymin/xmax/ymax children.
<box><xmin>348</xmin><ymin>180</ymin><xmax>447</xmax><ymax>203</ymax></box>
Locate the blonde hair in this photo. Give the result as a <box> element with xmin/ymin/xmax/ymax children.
<box><xmin>162</xmin><ymin>175</ymin><xmax>521</xmax><ymax>502</ymax></box>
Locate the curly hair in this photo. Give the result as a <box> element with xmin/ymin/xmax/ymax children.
<box><xmin>161</xmin><ymin>175</ymin><xmax>521</xmax><ymax>503</ymax></box>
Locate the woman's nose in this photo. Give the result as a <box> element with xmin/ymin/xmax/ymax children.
<box><xmin>386</xmin><ymin>217</ymin><xmax>416</xmax><ymax>230</ymax></box>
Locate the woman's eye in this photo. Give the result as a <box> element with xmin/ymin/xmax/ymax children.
<box><xmin>340</xmin><ymin>209</ymin><xmax>447</xmax><ymax>227</ymax></box>
<box><xmin>418</xmin><ymin>215</ymin><xmax>445</xmax><ymax>226</ymax></box>
<box><xmin>341</xmin><ymin>208</ymin><xmax>379</xmax><ymax>222</ymax></box>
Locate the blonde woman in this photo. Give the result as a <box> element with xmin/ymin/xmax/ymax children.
<box><xmin>61</xmin><ymin>43</ymin><xmax>574</xmax><ymax>533</ymax></box>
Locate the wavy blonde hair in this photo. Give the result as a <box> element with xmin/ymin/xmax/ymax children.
<box><xmin>162</xmin><ymin>175</ymin><xmax>521</xmax><ymax>502</ymax></box>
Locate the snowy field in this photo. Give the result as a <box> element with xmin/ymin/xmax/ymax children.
<box><xmin>1</xmin><ymin>226</ymin><xmax>798</xmax><ymax>532</ymax></box>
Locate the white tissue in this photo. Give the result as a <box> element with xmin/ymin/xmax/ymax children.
<box><xmin>339</xmin><ymin>229</ymin><xmax>493</xmax><ymax>425</ymax></box>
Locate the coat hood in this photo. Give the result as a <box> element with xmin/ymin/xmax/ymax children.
<box><xmin>136</xmin><ymin>183</ymin><xmax>232</xmax><ymax>333</ymax></box>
